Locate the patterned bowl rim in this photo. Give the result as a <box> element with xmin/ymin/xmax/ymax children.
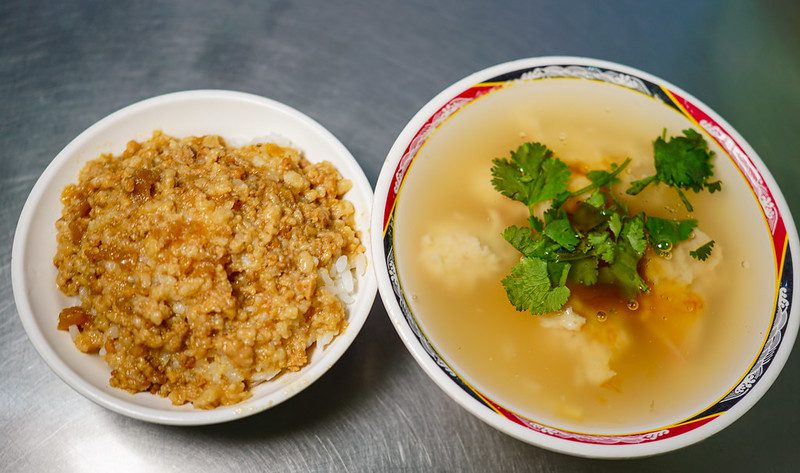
<box><xmin>370</xmin><ymin>56</ymin><xmax>799</xmax><ymax>458</ymax></box>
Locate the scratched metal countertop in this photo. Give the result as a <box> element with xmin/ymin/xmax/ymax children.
<box><xmin>1</xmin><ymin>1</ymin><xmax>799</xmax><ymax>471</ymax></box>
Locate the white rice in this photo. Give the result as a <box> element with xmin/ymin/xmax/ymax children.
<box><xmin>333</xmin><ymin>255</ymin><xmax>348</xmax><ymax>274</ymax></box>
<box><xmin>341</xmin><ymin>269</ymin><xmax>354</xmax><ymax>293</ymax></box>
<box><xmin>98</xmin><ymin>331</ymin><xmax>109</xmax><ymax>357</ymax></box>
<box><xmin>354</xmin><ymin>253</ymin><xmax>366</xmax><ymax>276</ymax></box>
<box><xmin>316</xmin><ymin>331</ymin><xmax>334</xmax><ymax>348</ymax></box>
<box><xmin>319</xmin><ymin>267</ymin><xmax>335</xmax><ymax>287</ymax></box>
<box><xmin>314</xmin><ymin>253</ymin><xmax>366</xmax><ymax>342</ymax></box>
<box><xmin>255</xmin><ymin>244</ymin><xmax>366</xmax><ymax>387</ymax></box>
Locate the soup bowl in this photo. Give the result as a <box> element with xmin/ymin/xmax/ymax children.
<box><xmin>12</xmin><ymin>90</ymin><xmax>377</xmax><ymax>425</ymax></box>
<box><xmin>371</xmin><ymin>57</ymin><xmax>799</xmax><ymax>458</ymax></box>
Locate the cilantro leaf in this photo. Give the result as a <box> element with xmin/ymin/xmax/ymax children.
<box><xmin>587</xmin><ymin>231</ymin><xmax>616</xmax><ymax>264</ymax></box>
<box><xmin>654</xmin><ymin>129</ymin><xmax>716</xmax><ymax>192</ymax></box>
<box><xmin>543</xmin><ymin>205</ymin><xmax>566</xmax><ymax>225</ymax></box>
<box><xmin>502</xmin><ymin>225</ymin><xmax>538</xmax><ymax>255</ymax></box>
<box><xmin>529</xmin><ymin>215</ymin><xmax>544</xmax><ymax>232</ymax></box>
<box><xmin>491</xmin><ymin>159</ymin><xmax>529</xmax><ymax>203</ymax></box>
<box><xmin>502</xmin><ymin>225</ymin><xmax>561</xmax><ymax>260</ymax></box>
<box><xmin>547</xmin><ymin>261</ymin><xmax>571</xmax><ymax>287</ymax></box>
<box><xmin>585</xmin><ymin>190</ymin><xmax>606</xmax><ymax>208</ymax></box>
<box><xmin>598</xmin><ymin>239</ymin><xmax>650</xmax><ymax>299</ymax></box>
<box><xmin>544</xmin><ymin>218</ymin><xmax>579</xmax><ymax>251</ymax></box>
<box><xmin>491</xmin><ymin>142</ymin><xmax>570</xmax><ymax>207</ymax></box>
<box><xmin>690</xmin><ymin>240</ymin><xmax>715</xmax><ymax>261</ymax></box>
<box><xmin>608</xmin><ymin>212</ymin><xmax>622</xmax><ymax>239</ymax></box>
<box><xmin>625</xmin><ymin>129</ymin><xmax>721</xmax><ymax>211</ymax></box>
<box><xmin>571</xmin><ymin>202</ymin><xmax>606</xmax><ymax>233</ymax></box>
<box><xmin>621</xmin><ymin>213</ymin><xmax>647</xmax><ymax>256</ymax></box>
<box><xmin>568</xmin><ymin>257</ymin><xmax>599</xmax><ymax>285</ymax></box>
<box><xmin>502</xmin><ymin>257</ymin><xmax>571</xmax><ymax>314</ymax></box>
<box><xmin>645</xmin><ymin>217</ymin><xmax>697</xmax><ymax>254</ymax></box>
<box><xmin>586</xmin><ymin>160</ymin><xmax>625</xmax><ymax>187</ymax></box>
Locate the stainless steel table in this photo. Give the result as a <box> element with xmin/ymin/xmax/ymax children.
<box><xmin>2</xmin><ymin>1</ymin><xmax>798</xmax><ymax>471</ymax></box>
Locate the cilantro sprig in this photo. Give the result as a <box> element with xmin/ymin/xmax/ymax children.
<box><xmin>626</xmin><ymin>129</ymin><xmax>721</xmax><ymax>211</ymax></box>
<box><xmin>491</xmin><ymin>142</ymin><xmax>570</xmax><ymax>210</ymax></box>
<box><xmin>492</xmin><ymin>134</ymin><xmax>720</xmax><ymax>315</ymax></box>
<box><xmin>502</xmin><ymin>257</ymin><xmax>571</xmax><ymax>314</ymax></box>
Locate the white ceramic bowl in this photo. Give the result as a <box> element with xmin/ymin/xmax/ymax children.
<box><xmin>12</xmin><ymin>90</ymin><xmax>377</xmax><ymax>425</ymax></box>
<box><xmin>372</xmin><ymin>57</ymin><xmax>799</xmax><ymax>458</ymax></box>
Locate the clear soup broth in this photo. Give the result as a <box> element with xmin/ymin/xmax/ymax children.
<box><xmin>394</xmin><ymin>79</ymin><xmax>775</xmax><ymax>433</ymax></box>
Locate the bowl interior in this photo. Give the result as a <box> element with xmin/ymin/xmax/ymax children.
<box><xmin>14</xmin><ymin>91</ymin><xmax>377</xmax><ymax>423</ymax></box>
<box><xmin>373</xmin><ymin>58</ymin><xmax>798</xmax><ymax>457</ymax></box>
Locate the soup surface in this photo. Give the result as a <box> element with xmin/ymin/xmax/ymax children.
<box><xmin>394</xmin><ymin>79</ymin><xmax>775</xmax><ymax>432</ymax></box>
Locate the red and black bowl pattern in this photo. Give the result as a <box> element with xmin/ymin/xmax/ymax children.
<box><xmin>381</xmin><ymin>62</ymin><xmax>794</xmax><ymax>445</ymax></box>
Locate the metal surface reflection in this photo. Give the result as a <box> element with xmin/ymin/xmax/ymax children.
<box><xmin>1</xmin><ymin>0</ymin><xmax>798</xmax><ymax>471</ymax></box>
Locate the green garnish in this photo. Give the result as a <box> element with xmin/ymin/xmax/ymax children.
<box><xmin>645</xmin><ymin>217</ymin><xmax>697</xmax><ymax>256</ymax></box>
<box><xmin>626</xmin><ymin>129</ymin><xmax>721</xmax><ymax>211</ymax></box>
<box><xmin>621</xmin><ymin>213</ymin><xmax>647</xmax><ymax>257</ymax></box>
<box><xmin>598</xmin><ymin>236</ymin><xmax>649</xmax><ymax>300</ymax></box>
<box><xmin>501</xmin><ymin>257</ymin><xmax>571</xmax><ymax>314</ymax></box>
<box><xmin>492</xmin><ymin>131</ymin><xmax>720</xmax><ymax>315</ymax></box>
<box><xmin>690</xmin><ymin>240</ymin><xmax>716</xmax><ymax>261</ymax></box>
<box><xmin>491</xmin><ymin>142</ymin><xmax>570</xmax><ymax>210</ymax></box>
<box><xmin>543</xmin><ymin>218</ymin><xmax>579</xmax><ymax>251</ymax></box>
